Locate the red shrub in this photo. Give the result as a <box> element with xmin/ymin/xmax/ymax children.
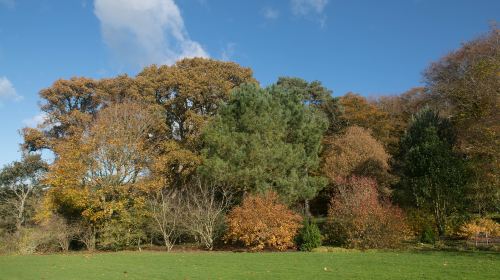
<box><xmin>326</xmin><ymin>176</ymin><xmax>411</xmax><ymax>249</ymax></box>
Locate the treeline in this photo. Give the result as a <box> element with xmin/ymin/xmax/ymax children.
<box><xmin>0</xmin><ymin>28</ymin><xmax>498</xmax><ymax>253</ymax></box>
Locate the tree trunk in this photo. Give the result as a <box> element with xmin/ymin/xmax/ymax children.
<box><xmin>304</xmin><ymin>199</ymin><xmax>311</xmax><ymax>218</ymax></box>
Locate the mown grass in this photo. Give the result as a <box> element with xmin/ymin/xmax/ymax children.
<box><xmin>0</xmin><ymin>250</ymin><xmax>498</xmax><ymax>279</ymax></box>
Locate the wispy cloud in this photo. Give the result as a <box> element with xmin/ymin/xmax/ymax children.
<box><xmin>262</xmin><ymin>6</ymin><xmax>279</xmax><ymax>20</ymax></box>
<box><xmin>221</xmin><ymin>42</ymin><xmax>236</xmax><ymax>61</ymax></box>
<box><xmin>291</xmin><ymin>0</ymin><xmax>328</xmax><ymax>15</ymax></box>
<box><xmin>94</xmin><ymin>0</ymin><xmax>208</xmax><ymax>67</ymax></box>
<box><xmin>23</xmin><ymin>112</ymin><xmax>48</xmax><ymax>128</ymax></box>
<box><xmin>0</xmin><ymin>76</ymin><xmax>22</xmax><ymax>105</ymax></box>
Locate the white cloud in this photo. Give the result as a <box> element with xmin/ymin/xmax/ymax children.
<box><xmin>23</xmin><ymin>112</ymin><xmax>48</xmax><ymax>128</ymax></box>
<box><xmin>291</xmin><ymin>0</ymin><xmax>328</xmax><ymax>16</ymax></box>
<box><xmin>94</xmin><ymin>0</ymin><xmax>208</xmax><ymax>67</ymax></box>
<box><xmin>0</xmin><ymin>76</ymin><xmax>22</xmax><ymax>104</ymax></box>
<box><xmin>262</xmin><ymin>7</ymin><xmax>279</xmax><ymax>20</ymax></box>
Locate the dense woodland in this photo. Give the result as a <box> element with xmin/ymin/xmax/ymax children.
<box><xmin>0</xmin><ymin>27</ymin><xmax>498</xmax><ymax>253</ymax></box>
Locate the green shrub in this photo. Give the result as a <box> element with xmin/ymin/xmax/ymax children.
<box><xmin>296</xmin><ymin>219</ymin><xmax>322</xmax><ymax>251</ymax></box>
<box><xmin>420</xmin><ymin>225</ymin><xmax>436</xmax><ymax>244</ymax></box>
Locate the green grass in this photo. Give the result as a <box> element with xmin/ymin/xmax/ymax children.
<box><xmin>0</xmin><ymin>250</ymin><xmax>498</xmax><ymax>280</ymax></box>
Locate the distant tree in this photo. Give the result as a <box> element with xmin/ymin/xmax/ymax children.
<box><xmin>0</xmin><ymin>154</ymin><xmax>47</xmax><ymax>232</ymax></box>
<box><xmin>375</xmin><ymin>87</ymin><xmax>431</xmax><ymax>153</ymax></box>
<box><xmin>424</xmin><ymin>27</ymin><xmax>500</xmax><ymax>214</ymax></box>
<box><xmin>397</xmin><ymin>108</ymin><xmax>468</xmax><ymax>236</ymax></box>
<box><xmin>276</xmin><ymin>77</ymin><xmax>344</xmax><ymax>134</ymax></box>
<box><xmin>199</xmin><ymin>83</ymin><xmax>328</xmax><ymax>208</ymax></box>
<box><xmin>339</xmin><ymin>93</ymin><xmax>398</xmax><ymax>151</ymax></box>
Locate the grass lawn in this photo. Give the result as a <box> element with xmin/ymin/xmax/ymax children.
<box><xmin>0</xmin><ymin>250</ymin><xmax>498</xmax><ymax>280</ymax></box>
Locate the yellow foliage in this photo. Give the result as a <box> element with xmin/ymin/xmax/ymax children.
<box><xmin>458</xmin><ymin>218</ymin><xmax>500</xmax><ymax>238</ymax></box>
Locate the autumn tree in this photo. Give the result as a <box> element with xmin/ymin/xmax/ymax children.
<box><xmin>22</xmin><ymin>74</ymin><xmax>159</xmax><ymax>153</ymax></box>
<box><xmin>199</xmin><ymin>83</ymin><xmax>328</xmax><ymax>208</ymax></box>
<box><xmin>424</xmin><ymin>27</ymin><xmax>500</xmax><ymax>214</ymax></box>
<box><xmin>21</xmin><ymin>77</ymin><xmax>101</xmax><ymax>153</ymax></box>
<box><xmin>339</xmin><ymin>93</ymin><xmax>399</xmax><ymax>152</ymax></box>
<box><xmin>396</xmin><ymin>108</ymin><xmax>468</xmax><ymax>236</ymax></box>
<box><xmin>43</xmin><ymin>102</ymin><xmax>162</xmax><ymax>249</ymax></box>
<box><xmin>375</xmin><ymin>87</ymin><xmax>431</xmax><ymax>152</ymax></box>
<box><xmin>137</xmin><ymin>58</ymin><xmax>257</xmax><ymax>189</ymax></box>
<box><xmin>322</xmin><ymin>126</ymin><xmax>393</xmax><ymax>195</ymax></box>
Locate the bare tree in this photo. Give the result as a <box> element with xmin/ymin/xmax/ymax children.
<box><xmin>76</xmin><ymin>223</ymin><xmax>97</xmax><ymax>252</ymax></box>
<box><xmin>147</xmin><ymin>189</ymin><xmax>183</xmax><ymax>251</ymax></box>
<box><xmin>182</xmin><ymin>180</ymin><xmax>233</xmax><ymax>250</ymax></box>
<box><xmin>41</xmin><ymin>215</ymin><xmax>77</xmax><ymax>252</ymax></box>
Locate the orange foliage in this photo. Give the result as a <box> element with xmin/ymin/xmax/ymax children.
<box><xmin>225</xmin><ymin>192</ymin><xmax>302</xmax><ymax>251</ymax></box>
<box><xmin>322</xmin><ymin>126</ymin><xmax>390</xmax><ymax>183</ymax></box>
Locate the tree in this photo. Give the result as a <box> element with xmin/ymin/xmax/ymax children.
<box><xmin>146</xmin><ymin>188</ymin><xmax>182</xmax><ymax>251</ymax></box>
<box><xmin>375</xmin><ymin>87</ymin><xmax>431</xmax><ymax>154</ymax></box>
<box><xmin>397</xmin><ymin>108</ymin><xmax>468</xmax><ymax>236</ymax></box>
<box><xmin>322</xmin><ymin>126</ymin><xmax>393</xmax><ymax>195</ymax></box>
<box><xmin>199</xmin><ymin>83</ymin><xmax>328</xmax><ymax>207</ymax></box>
<box><xmin>338</xmin><ymin>93</ymin><xmax>398</xmax><ymax>151</ymax></box>
<box><xmin>275</xmin><ymin>77</ymin><xmax>344</xmax><ymax>134</ymax></box>
<box><xmin>424</xmin><ymin>27</ymin><xmax>500</xmax><ymax>214</ymax></box>
<box><xmin>181</xmin><ymin>179</ymin><xmax>233</xmax><ymax>250</ymax></box>
<box><xmin>42</xmin><ymin>102</ymin><xmax>161</xmax><ymax>249</ymax></box>
<box><xmin>0</xmin><ymin>154</ymin><xmax>47</xmax><ymax>232</ymax></box>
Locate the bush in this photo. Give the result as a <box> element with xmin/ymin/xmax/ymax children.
<box><xmin>459</xmin><ymin>218</ymin><xmax>500</xmax><ymax>239</ymax></box>
<box><xmin>420</xmin><ymin>225</ymin><xmax>436</xmax><ymax>244</ymax></box>
<box><xmin>325</xmin><ymin>177</ymin><xmax>411</xmax><ymax>249</ymax></box>
<box><xmin>40</xmin><ymin>215</ymin><xmax>77</xmax><ymax>252</ymax></box>
<box><xmin>296</xmin><ymin>219</ymin><xmax>322</xmax><ymax>251</ymax></box>
<box><xmin>225</xmin><ymin>191</ymin><xmax>302</xmax><ymax>251</ymax></box>
<box><xmin>0</xmin><ymin>230</ymin><xmax>18</xmax><ymax>254</ymax></box>
<box><xmin>15</xmin><ymin>226</ymin><xmax>57</xmax><ymax>254</ymax></box>
<box><xmin>405</xmin><ymin>209</ymin><xmax>436</xmax><ymax>243</ymax></box>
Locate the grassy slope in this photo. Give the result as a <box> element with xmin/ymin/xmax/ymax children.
<box><xmin>0</xmin><ymin>251</ymin><xmax>498</xmax><ymax>280</ymax></box>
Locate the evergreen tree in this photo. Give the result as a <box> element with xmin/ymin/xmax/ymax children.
<box><xmin>199</xmin><ymin>83</ymin><xmax>328</xmax><ymax>207</ymax></box>
<box><xmin>397</xmin><ymin>108</ymin><xmax>468</xmax><ymax>236</ymax></box>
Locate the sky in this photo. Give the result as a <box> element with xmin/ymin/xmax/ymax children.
<box><xmin>0</xmin><ymin>0</ymin><xmax>499</xmax><ymax>167</ymax></box>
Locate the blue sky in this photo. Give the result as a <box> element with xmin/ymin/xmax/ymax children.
<box><xmin>0</xmin><ymin>0</ymin><xmax>499</xmax><ymax>167</ymax></box>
